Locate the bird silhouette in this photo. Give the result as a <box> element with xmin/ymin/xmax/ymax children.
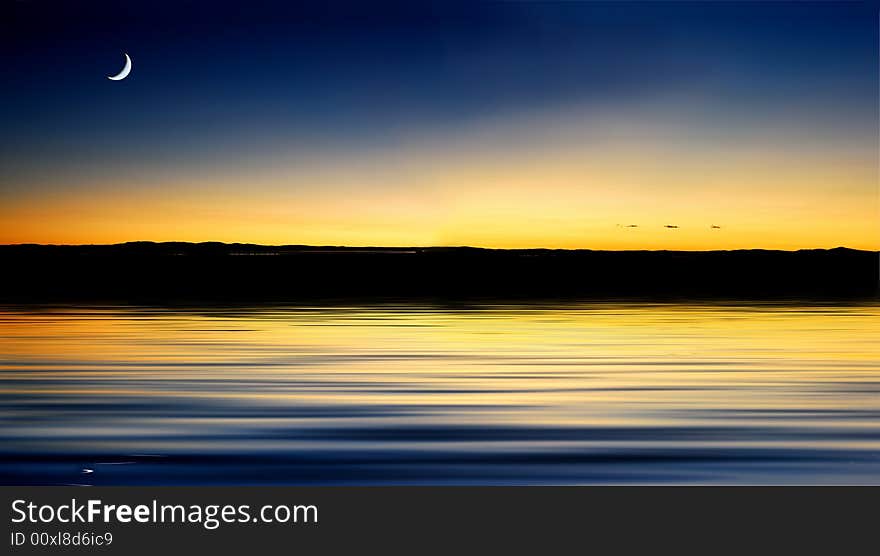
<box><xmin>710</xmin><ymin>225</ymin><xmax>721</xmax><ymax>229</ymax></box>
<box><xmin>664</xmin><ymin>225</ymin><xmax>679</xmax><ymax>229</ymax></box>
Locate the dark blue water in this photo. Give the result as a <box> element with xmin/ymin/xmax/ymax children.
<box><xmin>2</xmin><ymin>302</ymin><xmax>879</xmax><ymax>484</ymax></box>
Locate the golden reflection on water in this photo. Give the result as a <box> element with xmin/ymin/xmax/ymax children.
<box><xmin>1</xmin><ymin>302</ymin><xmax>879</xmax><ymax>484</ymax></box>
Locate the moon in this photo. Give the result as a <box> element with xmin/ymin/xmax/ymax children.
<box><xmin>107</xmin><ymin>53</ymin><xmax>132</xmax><ymax>81</ymax></box>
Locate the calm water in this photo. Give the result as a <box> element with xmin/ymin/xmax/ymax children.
<box><xmin>1</xmin><ymin>301</ymin><xmax>879</xmax><ymax>485</ymax></box>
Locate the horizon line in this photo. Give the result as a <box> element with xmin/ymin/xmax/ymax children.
<box><xmin>0</xmin><ymin>241</ymin><xmax>875</xmax><ymax>254</ymax></box>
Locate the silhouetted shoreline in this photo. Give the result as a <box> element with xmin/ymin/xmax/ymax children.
<box><xmin>1</xmin><ymin>242</ymin><xmax>876</xmax><ymax>301</ymax></box>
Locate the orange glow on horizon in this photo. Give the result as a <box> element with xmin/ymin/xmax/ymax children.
<box><xmin>2</xmin><ymin>114</ymin><xmax>877</xmax><ymax>251</ymax></box>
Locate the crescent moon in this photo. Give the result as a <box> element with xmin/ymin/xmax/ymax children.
<box><xmin>107</xmin><ymin>53</ymin><xmax>132</xmax><ymax>81</ymax></box>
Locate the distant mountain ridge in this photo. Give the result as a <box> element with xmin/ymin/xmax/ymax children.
<box><xmin>1</xmin><ymin>242</ymin><xmax>876</xmax><ymax>301</ymax></box>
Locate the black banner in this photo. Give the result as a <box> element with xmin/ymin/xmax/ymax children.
<box><xmin>2</xmin><ymin>487</ymin><xmax>876</xmax><ymax>554</ymax></box>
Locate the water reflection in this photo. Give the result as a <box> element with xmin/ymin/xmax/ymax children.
<box><xmin>1</xmin><ymin>301</ymin><xmax>879</xmax><ymax>484</ymax></box>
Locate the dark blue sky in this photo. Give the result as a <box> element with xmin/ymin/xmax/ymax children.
<box><xmin>2</xmin><ymin>1</ymin><xmax>875</xmax><ymax>170</ymax></box>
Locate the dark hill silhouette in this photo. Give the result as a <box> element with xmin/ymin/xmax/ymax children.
<box><xmin>0</xmin><ymin>243</ymin><xmax>876</xmax><ymax>301</ymax></box>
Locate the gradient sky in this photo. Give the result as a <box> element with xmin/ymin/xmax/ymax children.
<box><xmin>1</xmin><ymin>1</ymin><xmax>877</xmax><ymax>249</ymax></box>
